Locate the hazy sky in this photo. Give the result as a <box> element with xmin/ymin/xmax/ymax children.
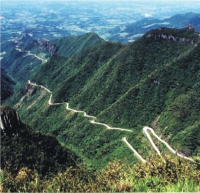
<box><xmin>0</xmin><ymin>0</ymin><xmax>200</xmax><ymax>10</ymax></box>
<box><xmin>0</xmin><ymin>0</ymin><xmax>200</xmax><ymax>5</ymax></box>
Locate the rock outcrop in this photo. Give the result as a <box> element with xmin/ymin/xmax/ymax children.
<box><xmin>32</xmin><ymin>39</ymin><xmax>57</xmax><ymax>56</ymax></box>
<box><xmin>145</xmin><ymin>25</ymin><xmax>199</xmax><ymax>47</ymax></box>
<box><xmin>146</xmin><ymin>33</ymin><xmax>197</xmax><ymax>46</ymax></box>
<box><xmin>1</xmin><ymin>106</ymin><xmax>22</xmax><ymax>137</ymax></box>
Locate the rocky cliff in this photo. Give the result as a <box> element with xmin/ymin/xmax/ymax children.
<box><xmin>1</xmin><ymin>106</ymin><xmax>22</xmax><ymax>137</ymax></box>
<box><xmin>32</xmin><ymin>38</ymin><xmax>57</xmax><ymax>56</ymax></box>
<box><xmin>1</xmin><ymin>68</ymin><xmax>15</xmax><ymax>101</ymax></box>
<box><xmin>145</xmin><ymin>25</ymin><xmax>199</xmax><ymax>46</ymax></box>
<box><xmin>1</xmin><ymin>106</ymin><xmax>81</xmax><ymax>176</ymax></box>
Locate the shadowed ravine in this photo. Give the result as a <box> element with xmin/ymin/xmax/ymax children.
<box><xmin>26</xmin><ymin>80</ymin><xmax>194</xmax><ymax>163</ymax></box>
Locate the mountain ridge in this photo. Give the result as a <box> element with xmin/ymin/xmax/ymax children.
<box><xmin>5</xmin><ymin>26</ymin><xmax>198</xmax><ymax>169</ymax></box>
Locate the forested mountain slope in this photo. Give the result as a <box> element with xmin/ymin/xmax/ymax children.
<box><xmin>32</xmin><ymin>27</ymin><xmax>199</xmax><ymax>117</ymax></box>
<box><xmin>52</xmin><ymin>32</ymin><xmax>105</xmax><ymax>57</ymax></box>
<box><xmin>1</xmin><ymin>33</ymin><xmax>104</xmax><ymax>83</ymax></box>
<box><xmin>4</xmin><ymin>27</ymin><xmax>200</xmax><ymax>168</ymax></box>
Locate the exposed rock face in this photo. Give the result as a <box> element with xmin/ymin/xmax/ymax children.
<box><xmin>146</xmin><ymin>25</ymin><xmax>199</xmax><ymax>47</ymax></box>
<box><xmin>187</xmin><ymin>24</ymin><xmax>194</xmax><ymax>30</ymax></box>
<box><xmin>40</xmin><ymin>39</ymin><xmax>57</xmax><ymax>55</ymax></box>
<box><xmin>25</xmin><ymin>83</ymin><xmax>36</xmax><ymax>97</ymax></box>
<box><xmin>32</xmin><ymin>39</ymin><xmax>57</xmax><ymax>56</ymax></box>
<box><xmin>1</xmin><ymin>106</ymin><xmax>22</xmax><ymax>137</ymax></box>
<box><xmin>146</xmin><ymin>33</ymin><xmax>197</xmax><ymax>45</ymax></box>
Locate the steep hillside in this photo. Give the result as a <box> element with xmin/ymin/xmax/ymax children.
<box><xmin>1</xmin><ymin>106</ymin><xmax>81</xmax><ymax>176</ymax></box>
<box><xmin>1</xmin><ymin>33</ymin><xmax>104</xmax><ymax>84</ymax></box>
<box><xmin>32</xmin><ymin>27</ymin><xmax>199</xmax><ymax>118</ymax></box>
<box><xmin>7</xmin><ymin>27</ymin><xmax>199</xmax><ymax>169</ymax></box>
<box><xmin>23</xmin><ymin>33</ymin><xmax>104</xmax><ymax>58</ymax></box>
<box><xmin>1</xmin><ymin>32</ymin><xmax>105</xmax><ymax>111</ymax></box>
<box><xmin>52</xmin><ymin>32</ymin><xmax>105</xmax><ymax>57</ymax></box>
<box><xmin>1</xmin><ymin>42</ymin><xmax>43</xmax><ymax>82</ymax></box>
<box><xmin>1</xmin><ymin>69</ymin><xmax>15</xmax><ymax>101</ymax></box>
<box><xmin>4</xmin><ymin>52</ymin><xmax>42</xmax><ymax>82</ymax></box>
<box><xmin>99</xmin><ymin>39</ymin><xmax>200</xmax><ymax>155</ymax></box>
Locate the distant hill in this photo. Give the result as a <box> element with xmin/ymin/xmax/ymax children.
<box><xmin>109</xmin><ymin>12</ymin><xmax>200</xmax><ymax>43</ymax></box>
<box><xmin>1</xmin><ymin>106</ymin><xmax>81</xmax><ymax>176</ymax></box>
<box><xmin>165</xmin><ymin>12</ymin><xmax>200</xmax><ymax>29</ymax></box>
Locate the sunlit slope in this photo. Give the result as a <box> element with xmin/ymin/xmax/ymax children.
<box><xmin>1</xmin><ymin>33</ymin><xmax>104</xmax><ymax>83</ymax></box>
<box><xmin>52</xmin><ymin>32</ymin><xmax>105</xmax><ymax>56</ymax></box>
<box><xmin>7</xmin><ymin>27</ymin><xmax>199</xmax><ymax>169</ymax></box>
<box><xmin>32</xmin><ymin>27</ymin><xmax>199</xmax><ymax>115</ymax></box>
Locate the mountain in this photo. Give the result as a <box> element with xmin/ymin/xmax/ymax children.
<box><xmin>1</xmin><ymin>106</ymin><xmax>81</xmax><ymax>176</ymax></box>
<box><xmin>1</xmin><ymin>33</ymin><xmax>104</xmax><ymax>84</ymax></box>
<box><xmin>165</xmin><ymin>12</ymin><xmax>200</xmax><ymax>30</ymax></box>
<box><xmin>52</xmin><ymin>32</ymin><xmax>105</xmax><ymax>57</ymax></box>
<box><xmin>1</xmin><ymin>36</ymin><xmax>44</xmax><ymax>82</ymax></box>
<box><xmin>100</xmin><ymin>28</ymin><xmax>200</xmax><ymax>156</ymax></box>
<box><xmin>7</xmin><ymin>26</ymin><xmax>199</xmax><ymax>168</ymax></box>
<box><xmin>109</xmin><ymin>12</ymin><xmax>200</xmax><ymax>43</ymax></box>
<box><xmin>32</xmin><ymin>27</ymin><xmax>199</xmax><ymax>119</ymax></box>
<box><xmin>1</xmin><ymin>32</ymin><xmax>104</xmax><ymax>104</ymax></box>
<box><xmin>1</xmin><ymin>69</ymin><xmax>15</xmax><ymax>101</ymax></box>
<box><xmin>2</xmin><ymin>35</ymin><xmax>200</xmax><ymax>193</ymax></box>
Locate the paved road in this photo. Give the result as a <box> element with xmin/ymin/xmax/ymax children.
<box><xmin>15</xmin><ymin>48</ymin><xmax>47</xmax><ymax>62</ymax></box>
<box><xmin>28</xmin><ymin>80</ymin><xmax>131</xmax><ymax>132</ymax></box>
<box><xmin>27</xmin><ymin>80</ymin><xmax>194</xmax><ymax>163</ymax></box>
<box><xmin>122</xmin><ymin>137</ymin><xmax>147</xmax><ymax>163</ymax></box>
<box><xmin>143</xmin><ymin>126</ymin><xmax>194</xmax><ymax>162</ymax></box>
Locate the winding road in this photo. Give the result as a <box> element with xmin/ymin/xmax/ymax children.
<box><xmin>28</xmin><ymin>80</ymin><xmax>132</xmax><ymax>132</ymax></box>
<box><xmin>122</xmin><ymin>137</ymin><xmax>147</xmax><ymax>163</ymax></box>
<box><xmin>27</xmin><ymin>80</ymin><xmax>194</xmax><ymax>163</ymax></box>
<box><xmin>143</xmin><ymin>126</ymin><xmax>194</xmax><ymax>162</ymax></box>
<box><xmin>15</xmin><ymin>48</ymin><xmax>47</xmax><ymax>62</ymax></box>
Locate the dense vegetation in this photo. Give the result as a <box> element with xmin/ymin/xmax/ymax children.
<box><xmin>2</xmin><ymin>27</ymin><xmax>200</xmax><ymax>192</ymax></box>
<box><xmin>2</xmin><ymin>156</ymin><xmax>200</xmax><ymax>192</ymax></box>
<box><xmin>1</xmin><ymin>68</ymin><xmax>15</xmax><ymax>101</ymax></box>
<box><xmin>1</xmin><ymin>27</ymin><xmax>200</xmax><ymax>193</ymax></box>
<box><xmin>1</xmin><ymin>32</ymin><xmax>104</xmax><ymax>83</ymax></box>
<box><xmin>17</xmin><ymin>27</ymin><xmax>199</xmax><ymax>158</ymax></box>
<box><xmin>52</xmin><ymin>32</ymin><xmax>105</xmax><ymax>57</ymax></box>
<box><xmin>9</xmin><ymin>86</ymin><xmax>139</xmax><ymax>168</ymax></box>
<box><xmin>31</xmin><ymin>28</ymin><xmax>197</xmax><ymax>114</ymax></box>
<box><xmin>0</xmin><ymin>32</ymin><xmax>105</xmax><ymax>108</ymax></box>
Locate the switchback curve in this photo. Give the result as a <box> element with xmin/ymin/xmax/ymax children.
<box><xmin>27</xmin><ymin>80</ymin><xmax>194</xmax><ymax>163</ymax></box>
